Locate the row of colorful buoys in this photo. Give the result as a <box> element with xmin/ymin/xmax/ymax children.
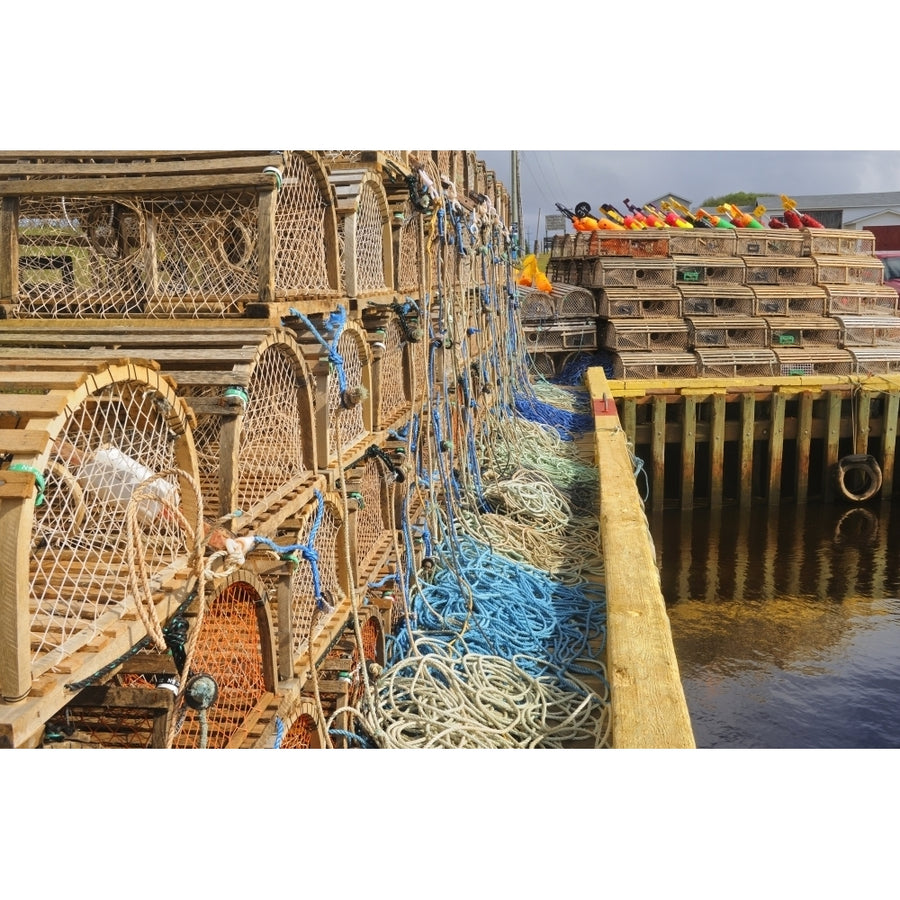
<box><xmin>555</xmin><ymin>194</ymin><xmax>826</xmax><ymax>233</ymax></box>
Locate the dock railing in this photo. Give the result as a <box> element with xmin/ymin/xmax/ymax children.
<box><xmin>586</xmin><ymin>366</ymin><xmax>695</xmax><ymax>749</ymax></box>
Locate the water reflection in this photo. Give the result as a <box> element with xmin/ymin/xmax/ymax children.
<box><xmin>651</xmin><ymin>502</ymin><xmax>900</xmax><ymax>748</ymax></box>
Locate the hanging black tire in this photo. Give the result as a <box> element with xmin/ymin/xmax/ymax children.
<box><xmin>835</xmin><ymin>454</ymin><xmax>883</xmax><ymax>503</ymax></box>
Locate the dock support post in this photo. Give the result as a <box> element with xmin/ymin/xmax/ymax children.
<box><xmin>796</xmin><ymin>391</ymin><xmax>813</xmax><ymax>503</ymax></box>
<box><xmin>710</xmin><ymin>391</ymin><xmax>725</xmax><ymax>509</ymax></box>
<box><xmin>767</xmin><ymin>390</ymin><xmax>786</xmax><ymax>505</ymax></box>
<box><xmin>680</xmin><ymin>395</ymin><xmax>696</xmax><ymax>510</ymax></box>
<box><xmin>651</xmin><ymin>395</ymin><xmax>666</xmax><ymax>512</ymax></box>
<box><xmin>882</xmin><ymin>390</ymin><xmax>899</xmax><ymax>498</ymax></box>
<box><xmin>739</xmin><ymin>392</ymin><xmax>755</xmax><ymax>507</ymax></box>
<box><xmin>825</xmin><ymin>390</ymin><xmax>842</xmax><ymax>503</ymax></box>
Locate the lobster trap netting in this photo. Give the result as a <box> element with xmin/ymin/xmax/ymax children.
<box><xmin>328</xmin><ymin>330</ymin><xmax>367</xmax><ymax>458</ymax></box>
<box><xmin>236</xmin><ymin>345</ymin><xmax>312</xmax><ymax>515</ymax></box>
<box><xmin>379</xmin><ymin>316</ymin><xmax>410</xmax><ymax>425</ymax></box>
<box><xmin>354</xmin><ymin>456</ymin><xmax>392</xmax><ymax>576</ymax></box>
<box><xmin>263</xmin><ymin>495</ymin><xmax>345</xmax><ymax>661</ymax></box>
<box><xmin>43</xmin><ymin>698</ymin><xmax>162</xmax><ymax>749</ymax></box>
<box><xmin>173</xmin><ymin>580</ymin><xmax>269</xmax><ymax>749</ymax></box>
<box><xmin>396</xmin><ymin>201</ymin><xmax>421</xmax><ymax>292</ymax></box>
<box><xmin>279</xmin><ymin>711</ymin><xmax>318</xmax><ymax>748</ymax></box>
<box><xmin>179</xmin><ymin>389</ymin><xmax>226</xmax><ymax>517</ymax></box>
<box><xmin>355</xmin><ymin>182</ymin><xmax>387</xmax><ymax>293</ymax></box>
<box><xmin>30</xmin><ymin>381</ymin><xmax>192</xmax><ymax>676</ymax></box>
<box><xmin>150</xmin><ymin>191</ymin><xmax>258</xmax><ymax>312</ymax></box>
<box><xmin>274</xmin><ymin>153</ymin><xmax>335</xmax><ymax>296</ymax></box>
<box><xmin>16</xmin><ymin>195</ymin><xmax>149</xmax><ymax>318</ymax></box>
<box><xmin>347</xmin><ymin>614</ymin><xmax>382</xmax><ymax>708</ymax></box>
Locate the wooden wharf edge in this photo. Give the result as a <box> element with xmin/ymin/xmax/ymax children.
<box><xmin>586</xmin><ymin>366</ymin><xmax>695</xmax><ymax>749</ymax></box>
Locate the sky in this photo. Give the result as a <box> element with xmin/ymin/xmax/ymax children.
<box><xmin>474</xmin><ymin>150</ymin><xmax>900</xmax><ymax>246</ymax></box>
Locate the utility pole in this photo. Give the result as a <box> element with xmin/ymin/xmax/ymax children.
<box><xmin>510</xmin><ymin>150</ymin><xmax>520</xmax><ymax>257</ymax></box>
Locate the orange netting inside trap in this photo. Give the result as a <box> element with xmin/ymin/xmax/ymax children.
<box><xmin>173</xmin><ymin>581</ymin><xmax>267</xmax><ymax>749</ymax></box>
<box><xmin>279</xmin><ymin>712</ymin><xmax>318</xmax><ymax>749</ymax></box>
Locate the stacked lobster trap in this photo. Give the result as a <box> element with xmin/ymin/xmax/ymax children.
<box><xmin>0</xmin><ymin>149</ymin><xmax>515</xmax><ymax>748</ymax></box>
<box><xmin>540</xmin><ymin>213</ymin><xmax>900</xmax><ymax>381</ymax></box>
<box><xmin>0</xmin><ymin>354</ymin><xmax>202</xmax><ymax>746</ymax></box>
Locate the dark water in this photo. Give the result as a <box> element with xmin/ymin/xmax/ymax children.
<box><xmin>650</xmin><ymin>502</ymin><xmax>900</xmax><ymax>748</ymax></box>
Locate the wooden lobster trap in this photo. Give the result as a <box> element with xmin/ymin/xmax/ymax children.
<box><xmin>549</xmin><ymin>233</ymin><xmax>574</xmax><ymax>259</ymax></box>
<box><xmin>523</xmin><ymin>320</ymin><xmax>598</xmax><ymax>353</ymax></box>
<box><xmin>602</xmin><ymin>318</ymin><xmax>690</xmax><ymax>352</ymax></box>
<box><xmin>848</xmin><ymin>347</ymin><xmax>900</xmax><ymax>374</ymax></box>
<box><xmin>546</xmin><ymin>257</ymin><xmax>591</xmax><ymax>287</ymax></box>
<box><xmin>343</xmin><ymin>447</ymin><xmax>404</xmax><ymax>590</ymax></box>
<box><xmin>581</xmin><ymin>231</ymin><xmax>670</xmax><ymax>259</ymax></box>
<box><xmin>673</xmin><ymin>256</ymin><xmax>745</xmax><ymax>287</ymax></box>
<box><xmin>0</xmin><ymin>324</ymin><xmax>323</xmax><ymax>530</ymax></box>
<box><xmin>587</xmin><ymin>257</ymin><xmax>675</xmax><ymax>290</ymax></box>
<box><xmin>803</xmin><ymin>228</ymin><xmax>877</xmax><ymax>257</ymax></box>
<box><xmin>695</xmin><ymin>348</ymin><xmax>777</xmax><ymax>377</ymax></box>
<box><xmin>291</xmin><ymin>312</ymin><xmax>374</xmax><ymax>471</ymax></box>
<box><xmin>0</xmin><ymin>356</ymin><xmax>201</xmax><ymax>745</ymax></box>
<box><xmin>171</xmin><ymin>571</ymin><xmax>279</xmax><ymax>749</ymax></box>
<box><xmin>677</xmin><ymin>285</ymin><xmax>756</xmax><ymax>317</ymax></box>
<box><xmin>516</xmin><ymin>285</ymin><xmax>558</xmax><ymax>323</ymax></box>
<box><xmin>733</xmin><ymin>228</ymin><xmax>806</xmax><ymax>257</ymax></box>
<box><xmin>750</xmin><ymin>285</ymin><xmax>828</xmax><ymax>317</ymax></box>
<box><xmin>362</xmin><ymin>308</ymin><xmax>415</xmax><ymax>434</ymax></box>
<box><xmin>261</xmin><ymin>490</ymin><xmax>350</xmax><ymax>682</ymax></box>
<box><xmin>764</xmin><ymin>316</ymin><xmax>842</xmax><ymax>348</ymax></box>
<box><xmin>665</xmin><ymin>230</ymin><xmax>736</xmax><ymax>257</ymax></box>
<box><xmin>1</xmin><ymin>152</ymin><xmax>348</xmax><ymax>320</ymax></box>
<box><xmin>772</xmin><ymin>347</ymin><xmax>853</xmax><ymax>376</ymax></box>
<box><xmin>609</xmin><ymin>351</ymin><xmax>698</xmax><ymax>379</ymax></box>
<box><xmin>596</xmin><ymin>288</ymin><xmax>681</xmax><ymax>318</ymax></box>
<box><xmin>812</xmin><ymin>255</ymin><xmax>885</xmax><ymax>286</ymax></box>
<box><xmin>833</xmin><ymin>315</ymin><xmax>900</xmax><ymax>347</ymax></box>
<box><xmin>743</xmin><ymin>256</ymin><xmax>817</xmax><ymax>287</ymax></box>
<box><xmin>687</xmin><ymin>316</ymin><xmax>768</xmax><ymax>349</ymax></box>
<box><xmin>823</xmin><ymin>284</ymin><xmax>899</xmax><ymax>316</ymax></box>
<box><xmin>554</xmin><ymin>283</ymin><xmax>598</xmax><ymax>320</ymax></box>
<box><xmin>329</xmin><ymin>167</ymin><xmax>394</xmax><ymax>303</ymax></box>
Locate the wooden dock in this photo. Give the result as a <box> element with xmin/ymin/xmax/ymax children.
<box><xmin>587</xmin><ymin>367</ymin><xmax>695</xmax><ymax>749</ymax></box>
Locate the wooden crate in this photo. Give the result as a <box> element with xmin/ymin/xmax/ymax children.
<box><xmin>849</xmin><ymin>347</ymin><xmax>900</xmax><ymax>374</ymax></box>
<box><xmin>804</xmin><ymin>228</ymin><xmax>877</xmax><ymax>257</ymax></box>
<box><xmin>695</xmin><ymin>348</ymin><xmax>777</xmax><ymax>377</ymax></box>
<box><xmin>517</xmin><ymin>286</ymin><xmax>557</xmax><ymax>322</ymax></box>
<box><xmin>750</xmin><ymin>285</ymin><xmax>828</xmax><ymax>317</ymax></box>
<box><xmin>549</xmin><ymin>234</ymin><xmax>574</xmax><ymax>259</ymax></box>
<box><xmin>773</xmin><ymin>347</ymin><xmax>853</xmax><ymax>376</ymax></box>
<box><xmin>823</xmin><ymin>284</ymin><xmax>899</xmax><ymax>316</ymax></box>
<box><xmin>673</xmin><ymin>256</ymin><xmax>745</xmax><ymax>286</ymax></box>
<box><xmin>764</xmin><ymin>316</ymin><xmax>842</xmax><ymax>348</ymax></box>
<box><xmin>813</xmin><ymin>255</ymin><xmax>884</xmax><ymax>286</ymax></box>
<box><xmin>687</xmin><ymin>316</ymin><xmax>768</xmax><ymax>349</ymax></box>
<box><xmin>833</xmin><ymin>315</ymin><xmax>900</xmax><ymax>347</ymax></box>
<box><xmin>677</xmin><ymin>285</ymin><xmax>756</xmax><ymax>316</ymax></box>
<box><xmin>596</xmin><ymin>288</ymin><xmax>681</xmax><ymax>318</ymax></box>
<box><xmin>733</xmin><ymin>228</ymin><xmax>806</xmax><ymax>258</ymax></box>
<box><xmin>665</xmin><ymin>230</ymin><xmax>736</xmax><ymax>257</ymax></box>
<box><xmin>588</xmin><ymin>257</ymin><xmax>675</xmax><ymax>290</ymax></box>
<box><xmin>602</xmin><ymin>318</ymin><xmax>690</xmax><ymax>352</ymax></box>
<box><xmin>582</xmin><ymin>232</ymin><xmax>670</xmax><ymax>259</ymax></box>
<box><xmin>610</xmin><ymin>351</ymin><xmax>698</xmax><ymax>379</ymax></box>
<box><xmin>743</xmin><ymin>256</ymin><xmax>817</xmax><ymax>287</ymax></box>
<box><xmin>522</xmin><ymin>320</ymin><xmax>598</xmax><ymax>352</ymax></box>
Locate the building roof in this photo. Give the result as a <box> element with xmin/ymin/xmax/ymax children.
<box><xmin>757</xmin><ymin>191</ymin><xmax>900</xmax><ymax>210</ymax></box>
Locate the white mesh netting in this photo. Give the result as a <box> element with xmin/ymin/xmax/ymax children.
<box><xmin>30</xmin><ymin>381</ymin><xmax>191</xmax><ymax>674</ymax></box>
